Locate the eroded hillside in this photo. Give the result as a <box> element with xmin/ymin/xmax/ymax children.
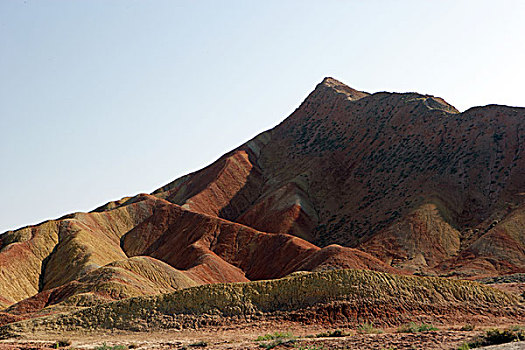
<box><xmin>1</xmin><ymin>77</ymin><xmax>524</xmax><ymax>327</ymax></box>
<box><xmin>1</xmin><ymin>269</ymin><xmax>522</xmax><ymax>338</ymax></box>
<box><xmin>150</xmin><ymin>77</ymin><xmax>525</xmax><ymax>276</ymax></box>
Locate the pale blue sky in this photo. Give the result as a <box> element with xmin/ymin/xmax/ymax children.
<box><xmin>1</xmin><ymin>1</ymin><xmax>524</xmax><ymax>232</ymax></box>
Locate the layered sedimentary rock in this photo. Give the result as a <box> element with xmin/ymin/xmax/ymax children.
<box><xmin>0</xmin><ymin>194</ymin><xmax>393</xmax><ymax>319</ymax></box>
<box><xmin>149</xmin><ymin>77</ymin><xmax>525</xmax><ymax>276</ymax></box>
<box><xmin>1</xmin><ymin>77</ymin><xmax>524</xmax><ymax>323</ymax></box>
<box><xmin>1</xmin><ymin>269</ymin><xmax>522</xmax><ymax>338</ymax></box>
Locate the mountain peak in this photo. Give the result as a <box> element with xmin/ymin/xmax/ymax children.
<box><xmin>317</xmin><ymin>77</ymin><xmax>369</xmax><ymax>100</ymax></box>
<box><xmin>320</xmin><ymin>76</ymin><xmax>345</xmax><ymax>86</ymax></box>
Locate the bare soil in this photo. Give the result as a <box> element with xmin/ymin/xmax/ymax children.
<box><xmin>1</xmin><ymin>322</ymin><xmax>524</xmax><ymax>350</ymax></box>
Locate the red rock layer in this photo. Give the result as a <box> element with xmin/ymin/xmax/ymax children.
<box><xmin>1</xmin><ymin>77</ymin><xmax>524</xmax><ymax>319</ymax></box>
<box><xmin>1</xmin><ymin>193</ymin><xmax>394</xmax><ymax>319</ymax></box>
<box><xmin>146</xmin><ymin>77</ymin><xmax>525</xmax><ymax>277</ymax></box>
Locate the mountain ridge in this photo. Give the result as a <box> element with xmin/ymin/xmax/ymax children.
<box><xmin>1</xmin><ymin>77</ymin><xmax>524</xmax><ymax>320</ymax></box>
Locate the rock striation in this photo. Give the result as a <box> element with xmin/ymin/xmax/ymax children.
<box><xmin>1</xmin><ymin>77</ymin><xmax>524</xmax><ymax>325</ymax></box>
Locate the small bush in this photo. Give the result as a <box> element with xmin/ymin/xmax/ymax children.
<box><xmin>316</xmin><ymin>329</ymin><xmax>346</xmax><ymax>337</ymax></box>
<box><xmin>94</xmin><ymin>344</ymin><xmax>127</xmax><ymax>350</ymax></box>
<box><xmin>483</xmin><ymin>328</ymin><xmax>524</xmax><ymax>344</ymax></box>
<box><xmin>460</xmin><ymin>324</ymin><xmax>475</xmax><ymax>331</ymax></box>
<box><xmin>467</xmin><ymin>328</ymin><xmax>525</xmax><ymax>348</ymax></box>
<box><xmin>457</xmin><ymin>343</ymin><xmax>470</xmax><ymax>350</ymax></box>
<box><xmin>189</xmin><ymin>341</ymin><xmax>207</xmax><ymax>347</ymax></box>
<box><xmin>397</xmin><ymin>322</ymin><xmax>438</xmax><ymax>333</ymax></box>
<box><xmin>357</xmin><ymin>323</ymin><xmax>383</xmax><ymax>334</ymax></box>
<box><xmin>256</xmin><ymin>332</ymin><xmax>294</xmax><ymax>341</ymax></box>
<box><xmin>256</xmin><ymin>332</ymin><xmax>295</xmax><ymax>349</ymax></box>
<box><xmin>258</xmin><ymin>338</ymin><xmax>295</xmax><ymax>349</ymax></box>
<box><xmin>53</xmin><ymin>339</ymin><xmax>71</xmax><ymax>348</ymax></box>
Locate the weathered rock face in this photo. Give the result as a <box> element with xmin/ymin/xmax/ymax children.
<box><xmin>0</xmin><ymin>221</ymin><xmax>59</xmax><ymax>308</ymax></box>
<box><xmin>360</xmin><ymin>203</ymin><xmax>462</xmax><ymax>273</ymax></box>
<box><xmin>0</xmin><ymin>195</ymin><xmax>157</xmax><ymax>308</ymax></box>
<box><xmin>1</xmin><ymin>77</ymin><xmax>524</xmax><ymax>321</ymax></box>
<box><xmin>0</xmin><ymin>194</ymin><xmax>394</xmax><ymax>318</ymax></box>
<box><xmin>151</xmin><ymin>77</ymin><xmax>525</xmax><ymax>276</ymax></box>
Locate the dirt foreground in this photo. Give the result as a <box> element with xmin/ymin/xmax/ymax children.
<box><xmin>1</xmin><ymin>322</ymin><xmax>524</xmax><ymax>350</ymax></box>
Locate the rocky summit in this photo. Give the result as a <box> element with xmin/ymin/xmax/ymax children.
<box><xmin>0</xmin><ymin>78</ymin><xmax>524</xmax><ymax>335</ymax></box>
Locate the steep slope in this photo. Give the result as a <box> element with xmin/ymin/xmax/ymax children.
<box><xmin>437</xmin><ymin>204</ymin><xmax>525</xmax><ymax>278</ymax></box>
<box><xmin>120</xmin><ymin>197</ymin><xmax>396</xmax><ymax>282</ymax></box>
<box><xmin>0</xmin><ymin>195</ymin><xmax>157</xmax><ymax>307</ymax></box>
<box><xmin>3</xmin><ymin>256</ymin><xmax>200</xmax><ymax>323</ymax></box>
<box><xmin>1</xmin><ymin>76</ymin><xmax>524</xmax><ymax>325</ymax></box>
<box><xmin>360</xmin><ymin>203</ymin><xmax>461</xmax><ymax>273</ymax></box>
<box><xmin>145</xmin><ymin>77</ymin><xmax>525</xmax><ymax>276</ymax></box>
<box><xmin>0</xmin><ymin>221</ymin><xmax>59</xmax><ymax>307</ymax></box>
<box><xmin>152</xmin><ymin>144</ymin><xmax>267</xmax><ymax>219</ymax></box>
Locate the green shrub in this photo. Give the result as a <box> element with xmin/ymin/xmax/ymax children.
<box><xmin>457</xmin><ymin>343</ymin><xmax>470</xmax><ymax>350</ymax></box>
<box><xmin>463</xmin><ymin>327</ymin><xmax>525</xmax><ymax>348</ymax></box>
<box><xmin>258</xmin><ymin>338</ymin><xmax>295</xmax><ymax>349</ymax></box>
<box><xmin>188</xmin><ymin>341</ymin><xmax>207</xmax><ymax>347</ymax></box>
<box><xmin>256</xmin><ymin>332</ymin><xmax>294</xmax><ymax>341</ymax></box>
<box><xmin>471</xmin><ymin>328</ymin><xmax>525</xmax><ymax>347</ymax></box>
<box><xmin>357</xmin><ymin>323</ymin><xmax>383</xmax><ymax>334</ymax></box>
<box><xmin>316</xmin><ymin>329</ymin><xmax>346</xmax><ymax>337</ymax></box>
<box><xmin>256</xmin><ymin>332</ymin><xmax>295</xmax><ymax>349</ymax></box>
<box><xmin>460</xmin><ymin>324</ymin><xmax>475</xmax><ymax>331</ymax></box>
<box><xmin>483</xmin><ymin>328</ymin><xmax>524</xmax><ymax>344</ymax></box>
<box><xmin>94</xmin><ymin>344</ymin><xmax>127</xmax><ymax>350</ymax></box>
<box><xmin>397</xmin><ymin>322</ymin><xmax>437</xmax><ymax>333</ymax></box>
<box><xmin>53</xmin><ymin>339</ymin><xmax>71</xmax><ymax>348</ymax></box>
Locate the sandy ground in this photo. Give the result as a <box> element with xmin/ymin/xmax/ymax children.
<box><xmin>482</xmin><ymin>343</ymin><xmax>525</xmax><ymax>349</ymax></box>
<box><xmin>1</xmin><ymin>322</ymin><xmax>524</xmax><ymax>350</ymax></box>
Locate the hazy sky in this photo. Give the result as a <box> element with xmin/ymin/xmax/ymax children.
<box><xmin>1</xmin><ymin>1</ymin><xmax>524</xmax><ymax>233</ymax></box>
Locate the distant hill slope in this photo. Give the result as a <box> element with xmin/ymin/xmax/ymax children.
<box><xmin>1</xmin><ymin>77</ymin><xmax>524</xmax><ymax>319</ymax></box>
<box><xmin>0</xmin><ymin>194</ymin><xmax>393</xmax><ymax>315</ymax></box>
